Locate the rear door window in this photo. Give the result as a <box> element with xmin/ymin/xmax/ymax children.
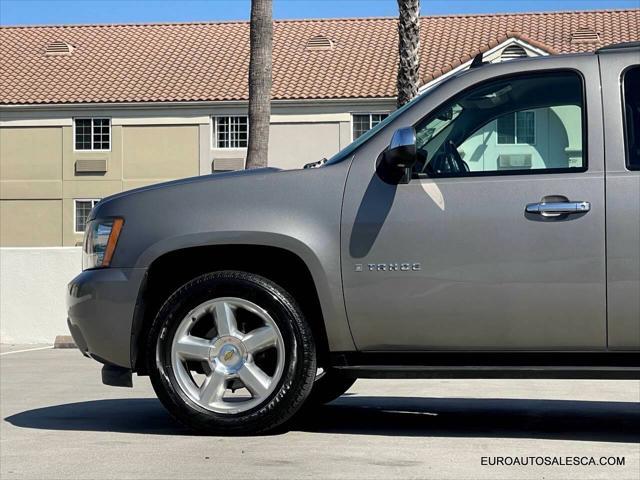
<box><xmin>623</xmin><ymin>66</ymin><xmax>640</xmax><ymax>170</ymax></box>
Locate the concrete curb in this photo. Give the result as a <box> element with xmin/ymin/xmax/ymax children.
<box><xmin>53</xmin><ymin>335</ymin><xmax>76</xmax><ymax>349</ymax></box>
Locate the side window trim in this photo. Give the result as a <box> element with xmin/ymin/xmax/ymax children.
<box><xmin>410</xmin><ymin>68</ymin><xmax>588</xmax><ymax>180</ymax></box>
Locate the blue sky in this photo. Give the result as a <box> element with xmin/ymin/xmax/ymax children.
<box><xmin>1</xmin><ymin>0</ymin><xmax>636</xmax><ymax>26</ymax></box>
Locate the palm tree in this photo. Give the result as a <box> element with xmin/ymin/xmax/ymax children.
<box><xmin>245</xmin><ymin>0</ymin><xmax>273</xmax><ymax>169</ymax></box>
<box><xmin>396</xmin><ymin>0</ymin><xmax>420</xmax><ymax>107</ymax></box>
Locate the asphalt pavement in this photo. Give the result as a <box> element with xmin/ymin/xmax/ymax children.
<box><xmin>1</xmin><ymin>346</ymin><xmax>639</xmax><ymax>479</ymax></box>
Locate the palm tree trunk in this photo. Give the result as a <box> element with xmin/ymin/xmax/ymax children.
<box><xmin>245</xmin><ymin>0</ymin><xmax>273</xmax><ymax>169</ymax></box>
<box><xmin>396</xmin><ymin>0</ymin><xmax>420</xmax><ymax>107</ymax></box>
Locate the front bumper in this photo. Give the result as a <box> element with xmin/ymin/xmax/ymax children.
<box><xmin>67</xmin><ymin>267</ymin><xmax>146</xmax><ymax>368</ymax></box>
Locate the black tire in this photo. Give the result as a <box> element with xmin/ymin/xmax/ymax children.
<box><xmin>306</xmin><ymin>369</ymin><xmax>356</xmax><ymax>406</ymax></box>
<box><xmin>147</xmin><ymin>270</ymin><xmax>317</xmax><ymax>435</ymax></box>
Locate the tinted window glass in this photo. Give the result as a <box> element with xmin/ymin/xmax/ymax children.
<box><xmin>413</xmin><ymin>71</ymin><xmax>585</xmax><ymax>177</ymax></box>
<box><xmin>623</xmin><ymin>66</ymin><xmax>640</xmax><ymax>170</ymax></box>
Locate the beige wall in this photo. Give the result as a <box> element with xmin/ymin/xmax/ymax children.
<box><xmin>122</xmin><ymin>125</ymin><xmax>199</xmax><ymax>180</ymax></box>
<box><xmin>269</xmin><ymin>122</ymin><xmax>341</xmax><ymax>169</ymax></box>
<box><xmin>1</xmin><ymin>127</ymin><xmax>63</xmax><ymax>180</ymax></box>
<box><xmin>0</xmin><ymin>127</ymin><xmax>63</xmax><ymax>201</ymax></box>
<box><xmin>0</xmin><ymin>99</ymin><xmax>395</xmax><ymax>246</ymax></box>
<box><xmin>0</xmin><ymin>200</ymin><xmax>62</xmax><ymax>246</ymax></box>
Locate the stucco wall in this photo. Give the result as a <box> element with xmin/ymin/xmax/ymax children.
<box><xmin>269</xmin><ymin>122</ymin><xmax>342</xmax><ymax>169</ymax></box>
<box><xmin>122</xmin><ymin>124</ymin><xmax>200</xmax><ymax>179</ymax></box>
<box><xmin>0</xmin><ymin>126</ymin><xmax>63</xmax><ymax>181</ymax></box>
<box><xmin>0</xmin><ymin>200</ymin><xmax>63</xmax><ymax>246</ymax></box>
<box><xmin>0</xmin><ymin>247</ymin><xmax>81</xmax><ymax>344</ymax></box>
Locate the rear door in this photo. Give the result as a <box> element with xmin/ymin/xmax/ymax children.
<box><xmin>341</xmin><ymin>56</ymin><xmax>607</xmax><ymax>350</ymax></box>
<box><xmin>599</xmin><ymin>50</ymin><xmax>640</xmax><ymax>350</ymax></box>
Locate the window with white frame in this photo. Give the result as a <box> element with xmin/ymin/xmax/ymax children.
<box><xmin>497</xmin><ymin>111</ymin><xmax>536</xmax><ymax>144</ymax></box>
<box><xmin>74</xmin><ymin>199</ymin><xmax>100</xmax><ymax>233</ymax></box>
<box><xmin>352</xmin><ymin>113</ymin><xmax>389</xmax><ymax>140</ymax></box>
<box><xmin>213</xmin><ymin>116</ymin><xmax>248</xmax><ymax>148</ymax></box>
<box><xmin>74</xmin><ymin>118</ymin><xmax>111</xmax><ymax>150</ymax></box>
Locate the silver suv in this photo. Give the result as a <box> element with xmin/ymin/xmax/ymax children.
<box><xmin>67</xmin><ymin>43</ymin><xmax>640</xmax><ymax>434</ymax></box>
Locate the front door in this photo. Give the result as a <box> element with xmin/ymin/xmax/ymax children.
<box><xmin>341</xmin><ymin>61</ymin><xmax>606</xmax><ymax>350</ymax></box>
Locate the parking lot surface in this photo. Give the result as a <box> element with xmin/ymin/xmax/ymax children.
<box><xmin>1</xmin><ymin>347</ymin><xmax>639</xmax><ymax>479</ymax></box>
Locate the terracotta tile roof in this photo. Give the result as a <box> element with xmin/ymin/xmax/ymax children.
<box><xmin>1</xmin><ymin>9</ymin><xmax>638</xmax><ymax>105</ymax></box>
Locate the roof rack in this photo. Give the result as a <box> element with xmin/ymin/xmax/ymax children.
<box><xmin>596</xmin><ymin>41</ymin><xmax>640</xmax><ymax>53</ymax></box>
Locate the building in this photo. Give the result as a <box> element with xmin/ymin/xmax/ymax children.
<box><xmin>1</xmin><ymin>9</ymin><xmax>638</xmax><ymax>247</ymax></box>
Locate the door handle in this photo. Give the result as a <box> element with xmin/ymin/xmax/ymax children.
<box><xmin>525</xmin><ymin>201</ymin><xmax>591</xmax><ymax>216</ymax></box>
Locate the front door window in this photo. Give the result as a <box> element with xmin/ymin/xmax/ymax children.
<box><xmin>413</xmin><ymin>71</ymin><xmax>585</xmax><ymax>177</ymax></box>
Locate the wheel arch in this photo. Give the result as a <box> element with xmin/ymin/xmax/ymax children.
<box><xmin>131</xmin><ymin>244</ymin><xmax>333</xmax><ymax>374</ymax></box>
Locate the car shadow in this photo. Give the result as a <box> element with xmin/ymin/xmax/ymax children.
<box><xmin>5</xmin><ymin>398</ymin><xmax>190</xmax><ymax>436</ymax></box>
<box><xmin>299</xmin><ymin>396</ymin><xmax>640</xmax><ymax>443</ymax></box>
<box><xmin>4</xmin><ymin>395</ymin><xmax>639</xmax><ymax>442</ymax></box>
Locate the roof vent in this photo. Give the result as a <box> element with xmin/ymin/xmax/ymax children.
<box><xmin>571</xmin><ymin>28</ymin><xmax>600</xmax><ymax>44</ymax></box>
<box><xmin>306</xmin><ymin>35</ymin><xmax>334</xmax><ymax>51</ymax></box>
<box><xmin>500</xmin><ymin>44</ymin><xmax>528</xmax><ymax>61</ymax></box>
<box><xmin>45</xmin><ymin>41</ymin><xmax>74</xmax><ymax>56</ymax></box>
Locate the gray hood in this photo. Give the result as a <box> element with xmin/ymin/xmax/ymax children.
<box><xmin>94</xmin><ymin>167</ymin><xmax>283</xmax><ymax>214</ymax></box>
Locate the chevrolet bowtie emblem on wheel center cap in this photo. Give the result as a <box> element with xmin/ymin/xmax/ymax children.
<box><xmin>219</xmin><ymin>344</ymin><xmax>240</xmax><ymax>367</ymax></box>
<box><xmin>210</xmin><ymin>336</ymin><xmax>247</xmax><ymax>372</ymax></box>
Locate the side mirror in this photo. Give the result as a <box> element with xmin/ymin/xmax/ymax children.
<box><xmin>377</xmin><ymin>127</ymin><xmax>417</xmax><ymax>184</ymax></box>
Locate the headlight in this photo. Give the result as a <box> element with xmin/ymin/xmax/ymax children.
<box><xmin>82</xmin><ymin>218</ymin><xmax>124</xmax><ymax>270</ymax></box>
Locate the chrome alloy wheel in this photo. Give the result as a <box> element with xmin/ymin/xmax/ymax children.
<box><xmin>169</xmin><ymin>297</ymin><xmax>285</xmax><ymax>414</ymax></box>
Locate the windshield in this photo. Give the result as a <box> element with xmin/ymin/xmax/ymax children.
<box><xmin>324</xmin><ymin>79</ymin><xmax>447</xmax><ymax>166</ymax></box>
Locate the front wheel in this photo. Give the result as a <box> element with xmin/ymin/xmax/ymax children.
<box><xmin>147</xmin><ymin>271</ymin><xmax>317</xmax><ymax>435</ymax></box>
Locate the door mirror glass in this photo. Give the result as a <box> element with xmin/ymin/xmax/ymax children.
<box><xmin>377</xmin><ymin>127</ymin><xmax>417</xmax><ymax>184</ymax></box>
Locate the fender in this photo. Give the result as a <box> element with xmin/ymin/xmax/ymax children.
<box><xmin>134</xmin><ymin>230</ymin><xmax>356</xmax><ymax>355</ymax></box>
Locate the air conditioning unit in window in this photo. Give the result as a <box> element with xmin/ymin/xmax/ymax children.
<box><xmin>212</xmin><ymin>158</ymin><xmax>245</xmax><ymax>172</ymax></box>
<box><xmin>498</xmin><ymin>154</ymin><xmax>532</xmax><ymax>170</ymax></box>
<box><xmin>75</xmin><ymin>159</ymin><xmax>107</xmax><ymax>173</ymax></box>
